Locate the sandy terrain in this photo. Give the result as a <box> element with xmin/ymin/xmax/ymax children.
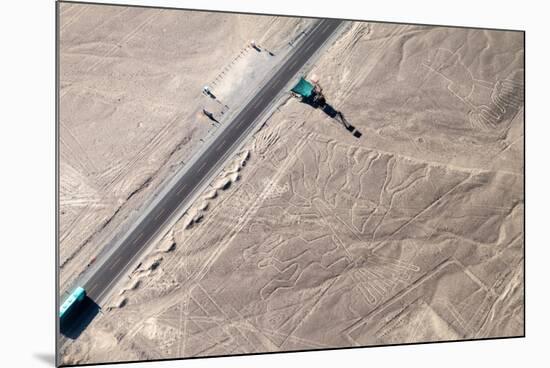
<box><xmin>60</xmin><ymin>14</ymin><xmax>523</xmax><ymax>366</ymax></box>
<box><xmin>59</xmin><ymin>3</ymin><xmax>312</xmax><ymax>290</ymax></box>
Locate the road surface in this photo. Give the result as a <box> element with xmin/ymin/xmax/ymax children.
<box><xmin>60</xmin><ymin>17</ymin><xmax>343</xmax><ymax>340</ymax></box>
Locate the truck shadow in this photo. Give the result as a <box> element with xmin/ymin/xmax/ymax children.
<box><xmin>60</xmin><ymin>297</ymin><xmax>100</xmax><ymax>340</ymax></box>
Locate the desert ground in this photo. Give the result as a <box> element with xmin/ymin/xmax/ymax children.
<box><xmin>59</xmin><ymin>2</ymin><xmax>313</xmax><ymax>290</ymax></box>
<box><xmin>60</xmin><ymin>6</ymin><xmax>524</xmax><ymax>366</ymax></box>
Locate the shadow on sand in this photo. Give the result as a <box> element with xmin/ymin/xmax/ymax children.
<box><xmin>301</xmin><ymin>97</ymin><xmax>363</xmax><ymax>138</ymax></box>
<box><xmin>60</xmin><ymin>296</ymin><xmax>101</xmax><ymax>340</ymax></box>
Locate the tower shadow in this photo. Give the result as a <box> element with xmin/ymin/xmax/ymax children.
<box><xmin>301</xmin><ymin>98</ymin><xmax>362</xmax><ymax>138</ymax></box>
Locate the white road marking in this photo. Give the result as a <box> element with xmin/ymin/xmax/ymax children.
<box><xmin>215</xmin><ymin>139</ymin><xmax>226</xmax><ymax>152</ymax></box>
<box><xmin>154</xmin><ymin>208</ymin><xmax>165</xmax><ymax>220</ymax></box>
<box><xmin>134</xmin><ymin>232</ymin><xmax>143</xmax><ymax>243</ymax></box>
<box><xmin>198</xmin><ymin>161</ymin><xmax>207</xmax><ymax>172</ymax></box>
<box><xmin>288</xmin><ymin>59</ymin><xmax>298</xmax><ymax>70</ymax></box>
<box><xmin>109</xmin><ymin>257</ymin><xmax>122</xmax><ymax>270</ymax></box>
<box><xmin>177</xmin><ymin>183</ymin><xmax>187</xmax><ymax>195</ymax></box>
<box><xmin>87</xmin><ymin>283</ymin><xmax>98</xmax><ymax>295</ymax></box>
<box><xmin>251</xmin><ymin>99</ymin><xmax>262</xmax><ymax>110</ymax></box>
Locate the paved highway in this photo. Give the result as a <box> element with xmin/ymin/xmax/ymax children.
<box><xmin>61</xmin><ymin>17</ymin><xmax>342</xmax><ymax>339</ymax></box>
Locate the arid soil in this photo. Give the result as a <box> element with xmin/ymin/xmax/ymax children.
<box><xmin>59</xmin><ymin>2</ymin><xmax>311</xmax><ymax>290</ymax></box>
<box><xmin>60</xmin><ymin>13</ymin><xmax>524</xmax><ymax>366</ymax></box>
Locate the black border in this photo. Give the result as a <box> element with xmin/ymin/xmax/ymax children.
<box><xmin>55</xmin><ymin>1</ymin><xmax>526</xmax><ymax>367</ymax></box>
